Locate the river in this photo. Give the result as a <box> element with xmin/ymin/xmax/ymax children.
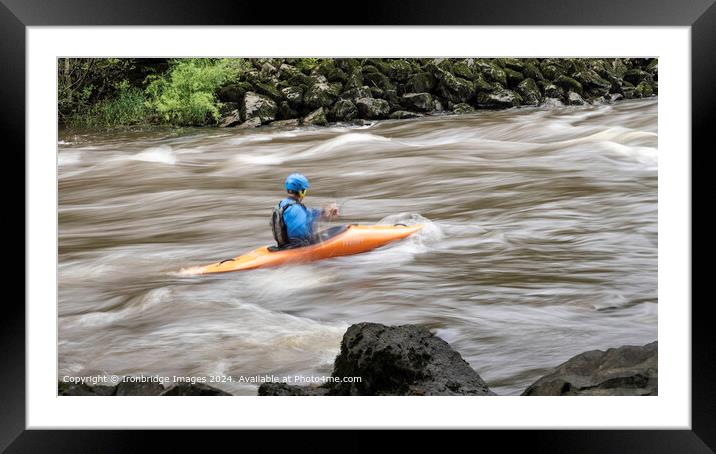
<box><xmin>58</xmin><ymin>98</ymin><xmax>658</xmax><ymax>395</ymax></box>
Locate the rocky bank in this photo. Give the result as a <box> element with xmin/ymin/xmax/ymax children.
<box><xmin>58</xmin><ymin>323</ymin><xmax>657</xmax><ymax>396</ymax></box>
<box><xmin>216</xmin><ymin>58</ymin><xmax>658</xmax><ymax>128</ymax></box>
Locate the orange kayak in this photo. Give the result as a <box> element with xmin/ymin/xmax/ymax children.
<box><xmin>195</xmin><ymin>224</ymin><xmax>423</xmax><ymax>274</ymax></box>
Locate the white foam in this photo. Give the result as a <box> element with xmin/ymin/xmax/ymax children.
<box><xmin>129</xmin><ymin>145</ymin><xmax>177</xmax><ymax>165</ymax></box>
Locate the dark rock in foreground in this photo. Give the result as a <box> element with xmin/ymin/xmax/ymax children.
<box><xmin>58</xmin><ymin>379</ymin><xmax>230</xmax><ymax>396</ymax></box>
<box><xmin>522</xmin><ymin>341</ymin><xmax>657</xmax><ymax>396</ymax></box>
<box><xmin>258</xmin><ymin>322</ymin><xmax>493</xmax><ymax>396</ymax></box>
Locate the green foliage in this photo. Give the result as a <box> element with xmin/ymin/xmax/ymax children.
<box><xmin>296</xmin><ymin>58</ymin><xmax>320</xmax><ymax>73</ymax></box>
<box><xmin>145</xmin><ymin>58</ymin><xmax>242</xmax><ymax>126</ymax></box>
<box><xmin>67</xmin><ymin>81</ymin><xmax>148</xmax><ymax>128</ymax></box>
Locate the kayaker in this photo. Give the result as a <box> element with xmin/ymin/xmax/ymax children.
<box><xmin>270</xmin><ymin>173</ymin><xmax>339</xmax><ymax>249</ymax></box>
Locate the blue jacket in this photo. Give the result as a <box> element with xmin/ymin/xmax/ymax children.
<box><xmin>280</xmin><ymin>197</ymin><xmax>322</xmax><ymax>243</ymax></box>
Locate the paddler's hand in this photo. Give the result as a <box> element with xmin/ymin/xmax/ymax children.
<box><xmin>322</xmin><ymin>203</ymin><xmax>339</xmax><ymax>219</ymax></box>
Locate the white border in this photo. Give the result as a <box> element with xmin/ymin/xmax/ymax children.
<box><xmin>28</xmin><ymin>27</ymin><xmax>690</xmax><ymax>429</ymax></box>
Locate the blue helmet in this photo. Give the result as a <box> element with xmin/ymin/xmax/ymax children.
<box><xmin>285</xmin><ymin>173</ymin><xmax>310</xmax><ymax>192</ymax></box>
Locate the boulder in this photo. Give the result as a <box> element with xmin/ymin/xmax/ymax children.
<box><xmin>565</xmin><ymin>91</ymin><xmax>586</xmax><ymax>105</ymax></box>
<box><xmin>160</xmin><ymin>383</ymin><xmax>232</xmax><ymax>396</ymax></box>
<box><xmin>258</xmin><ymin>323</ymin><xmax>492</xmax><ymax>396</ymax></box>
<box><xmin>341</xmin><ymin>85</ymin><xmax>373</xmax><ymax>101</ymax></box>
<box><xmin>386</xmin><ymin>59</ymin><xmax>415</xmax><ymax>82</ymax></box>
<box><xmin>476</xmin><ymin>88</ymin><xmax>523</xmax><ymax>108</ymax></box>
<box><xmin>544</xmin><ymin>83</ymin><xmax>564</xmax><ymax>99</ymax></box>
<box><xmin>330</xmin><ymin>99</ymin><xmax>358</xmax><ymax>121</ymax></box>
<box><xmin>473</xmin><ymin>60</ymin><xmax>507</xmax><ymax>86</ymax></box>
<box><xmin>635</xmin><ymin>81</ymin><xmax>654</xmax><ymax>98</ymax></box>
<box><xmin>116</xmin><ymin>380</ymin><xmax>165</xmax><ymax>396</ymax></box>
<box><xmin>401</xmin><ymin>92</ymin><xmax>434</xmax><ymax>112</ymax></box>
<box><xmin>517</xmin><ymin>78</ymin><xmax>542</xmax><ymax>105</ymax></box>
<box><xmin>573</xmin><ymin>69</ymin><xmax>611</xmax><ymax>96</ymax></box>
<box><xmin>522</xmin><ymin>342</ymin><xmax>657</xmax><ymax>396</ymax></box>
<box><xmin>405</xmin><ymin>72</ymin><xmax>436</xmax><ymax>93</ymax></box>
<box><xmin>304</xmin><ymin>75</ymin><xmax>341</xmax><ymax>109</ymax></box>
<box><xmin>281</xmin><ymin>86</ymin><xmax>304</xmax><ymax>108</ymax></box>
<box><xmin>554</xmin><ymin>75</ymin><xmax>583</xmax><ymax>95</ymax></box>
<box><xmin>217</xmin><ymin>82</ymin><xmax>252</xmax><ymax>103</ymax></box>
<box><xmin>624</xmin><ymin>69</ymin><xmax>651</xmax><ymax>86</ymax></box>
<box><xmin>437</xmin><ymin>73</ymin><xmax>475</xmax><ymax>104</ymax></box>
<box><xmin>452</xmin><ymin>103</ymin><xmax>475</xmax><ymax>114</ymax></box>
<box><xmin>219</xmin><ymin>109</ymin><xmax>242</xmax><ymax>128</ymax></box>
<box><xmin>355</xmin><ymin>97</ymin><xmax>390</xmax><ymax>119</ymax></box>
<box><xmin>241</xmin><ymin>92</ymin><xmax>278</xmax><ymax>124</ymax></box>
<box><xmin>389</xmin><ymin>110</ymin><xmax>424</xmax><ymax>119</ymax></box>
<box><xmin>503</xmin><ymin>67</ymin><xmax>525</xmax><ymax>88</ymax></box>
<box><xmin>303</xmin><ymin>107</ymin><xmax>328</xmax><ymax>126</ymax></box>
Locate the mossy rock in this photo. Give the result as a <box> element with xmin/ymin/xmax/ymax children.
<box><xmin>573</xmin><ymin>70</ymin><xmax>611</xmax><ymax>96</ymax></box>
<box><xmin>476</xmin><ymin>88</ymin><xmax>523</xmax><ymax>108</ymax></box>
<box><xmin>634</xmin><ymin>81</ymin><xmax>654</xmax><ymax>98</ymax></box>
<box><xmin>241</xmin><ymin>91</ymin><xmax>278</xmax><ymax>124</ymax></box>
<box><xmin>452</xmin><ymin>103</ymin><xmax>475</xmax><ymax>114</ymax></box>
<box><xmin>278</xmin><ymin>101</ymin><xmax>299</xmax><ymax>120</ymax></box>
<box><xmin>304</xmin><ymin>77</ymin><xmax>340</xmax><ymax>109</ymax></box>
<box><xmin>364</xmin><ymin>71</ymin><xmax>395</xmax><ymax>91</ymax></box>
<box><xmin>355</xmin><ymin>97</ymin><xmax>390</xmax><ymax>119</ymax></box>
<box><xmin>517</xmin><ymin>78</ymin><xmax>542</xmax><ymax>105</ymax></box>
<box><xmin>382</xmin><ymin>89</ymin><xmax>402</xmax><ymax>111</ymax></box>
<box><xmin>452</xmin><ymin>61</ymin><xmax>475</xmax><ymax>80</ymax></box>
<box><xmin>387</xmin><ymin>59</ymin><xmax>415</xmax><ymax>82</ymax></box>
<box><xmin>544</xmin><ymin>84</ymin><xmax>564</xmax><ymax>99</ymax></box>
<box><xmin>281</xmin><ymin>86</ymin><xmax>304</xmax><ymax>108</ymax></box>
<box><xmin>287</xmin><ymin>72</ymin><xmax>314</xmax><ymax>88</ymax></box>
<box><xmin>334</xmin><ymin>58</ymin><xmax>361</xmax><ymax>73</ymax></box>
<box><xmin>344</xmin><ymin>68</ymin><xmax>364</xmax><ymax>91</ymax></box>
<box><xmin>254</xmin><ymin>82</ymin><xmax>284</xmax><ymax>102</ymax></box>
<box><xmin>523</xmin><ymin>63</ymin><xmax>544</xmax><ymax>81</ymax></box>
<box><xmin>390</xmin><ymin>110</ymin><xmax>424</xmax><ymax>119</ymax></box>
<box><xmin>304</xmin><ymin>107</ymin><xmax>328</xmax><ymax>126</ymax></box>
<box><xmin>564</xmin><ymin>91</ymin><xmax>586</xmax><ymax>105</ymax></box>
<box><xmin>217</xmin><ymin>82</ymin><xmax>252</xmax><ymax>103</ymax></box>
<box><xmin>504</xmin><ymin>68</ymin><xmax>525</xmax><ymax>88</ymax></box>
<box><xmin>405</xmin><ymin>72</ymin><xmax>436</xmax><ymax>93</ymax></box>
<box><xmin>624</xmin><ymin>69</ymin><xmax>651</xmax><ymax>86</ymax></box>
<box><xmin>554</xmin><ymin>75</ymin><xmax>583</xmax><ymax>95</ymax></box>
<box><xmin>401</xmin><ymin>92</ymin><xmax>434</xmax><ymax>112</ymax></box>
<box><xmin>501</xmin><ymin>58</ymin><xmax>526</xmax><ymax>72</ymax></box>
<box><xmin>330</xmin><ymin>99</ymin><xmax>358</xmax><ymax>121</ymax></box>
<box><xmin>473</xmin><ymin>59</ymin><xmax>507</xmax><ymax>86</ymax></box>
<box><xmin>363</xmin><ymin>58</ymin><xmax>392</xmax><ymax>75</ymax></box>
<box><xmin>437</xmin><ymin>73</ymin><xmax>475</xmax><ymax>104</ymax></box>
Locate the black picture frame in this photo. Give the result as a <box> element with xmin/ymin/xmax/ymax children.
<box><xmin>5</xmin><ymin>0</ymin><xmax>713</xmax><ymax>450</ymax></box>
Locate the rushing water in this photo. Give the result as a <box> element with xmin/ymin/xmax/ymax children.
<box><xmin>58</xmin><ymin>98</ymin><xmax>657</xmax><ymax>395</ymax></box>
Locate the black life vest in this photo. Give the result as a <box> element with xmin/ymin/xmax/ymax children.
<box><xmin>270</xmin><ymin>199</ymin><xmax>302</xmax><ymax>247</ymax></box>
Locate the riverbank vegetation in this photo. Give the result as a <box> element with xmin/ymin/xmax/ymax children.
<box><xmin>58</xmin><ymin>57</ymin><xmax>658</xmax><ymax>130</ymax></box>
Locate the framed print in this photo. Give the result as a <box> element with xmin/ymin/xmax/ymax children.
<box><xmin>6</xmin><ymin>0</ymin><xmax>714</xmax><ymax>450</ymax></box>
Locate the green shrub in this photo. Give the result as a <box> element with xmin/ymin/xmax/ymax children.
<box><xmin>67</xmin><ymin>81</ymin><xmax>148</xmax><ymax>128</ymax></box>
<box><xmin>145</xmin><ymin>58</ymin><xmax>242</xmax><ymax>126</ymax></box>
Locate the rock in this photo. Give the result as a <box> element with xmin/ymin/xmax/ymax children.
<box><xmin>363</xmin><ymin>71</ymin><xmax>395</xmax><ymax>91</ymax></box>
<box><xmin>219</xmin><ymin>109</ymin><xmax>242</xmax><ymax>128</ymax></box>
<box><xmin>258</xmin><ymin>383</ymin><xmax>329</xmax><ymax>396</ymax></box>
<box><xmin>452</xmin><ymin>60</ymin><xmax>475</xmax><ymax>80</ymax></box>
<box><xmin>432</xmin><ymin>98</ymin><xmax>444</xmax><ymax>112</ymax></box>
<box><xmin>401</xmin><ymin>92</ymin><xmax>434</xmax><ymax>112</ymax></box>
<box><xmin>437</xmin><ymin>73</ymin><xmax>475</xmax><ymax>104</ymax></box>
<box><xmin>452</xmin><ymin>103</ymin><xmax>475</xmax><ymax>114</ymax></box>
<box><xmin>476</xmin><ymin>88</ymin><xmax>523</xmax><ymax>108</ymax></box>
<box><xmin>281</xmin><ymin>86</ymin><xmax>304</xmax><ymax>108</ymax></box>
<box><xmin>565</xmin><ymin>91</ymin><xmax>586</xmax><ymax>105</ymax></box>
<box><xmin>522</xmin><ymin>342</ymin><xmax>657</xmax><ymax>396</ymax></box>
<box><xmin>382</xmin><ymin>89</ymin><xmax>401</xmax><ymax>111</ymax></box>
<box><xmin>544</xmin><ymin>84</ymin><xmax>564</xmax><ymax>99</ymax></box>
<box><xmin>554</xmin><ymin>75</ymin><xmax>583</xmax><ymax>95</ymax></box>
<box><xmin>304</xmin><ymin>75</ymin><xmax>341</xmax><ymax>109</ymax></box>
<box><xmin>341</xmin><ymin>85</ymin><xmax>373</xmax><ymax>101</ymax></box>
<box><xmin>624</xmin><ymin>69</ymin><xmax>651</xmax><ymax>86</ymax></box>
<box><xmin>330</xmin><ymin>99</ymin><xmax>358</xmax><ymax>121</ymax></box>
<box><xmin>540</xmin><ymin>63</ymin><xmax>566</xmax><ymax>80</ymax></box>
<box><xmin>217</xmin><ymin>82</ymin><xmax>252</xmax><ymax>103</ymax></box>
<box><xmin>330</xmin><ymin>323</ymin><xmax>492</xmax><ymax>395</ymax></box>
<box><xmin>573</xmin><ymin>69</ymin><xmax>611</xmax><ymax>96</ymax></box>
<box><xmin>610</xmin><ymin>93</ymin><xmax>624</xmax><ymax>102</ymax></box>
<box><xmin>278</xmin><ymin>101</ymin><xmax>298</xmax><ymax>120</ymax></box>
<box><xmin>58</xmin><ymin>382</ymin><xmax>116</xmax><ymax>396</ymax></box>
<box><xmin>386</xmin><ymin>59</ymin><xmax>414</xmax><ymax>82</ymax></box>
<box><xmin>219</xmin><ymin>102</ymin><xmax>241</xmax><ymax>116</ymax></box>
<box><xmin>503</xmin><ymin>67</ymin><xmax>525</xmax><ymax>88</ymax></box>
<box><xmin>389</xmin><ymin>110</ymin><xmax>424</xmax><ymax>119</ymax></box>
<box><xmin>344</xmin><ymin>68</ymin><xmax>364</xmax><ymax>91</ymax></box>
<box><xmin>473</xmin><ymin>73</ymin><xmax>494</xmax><ymax>93</ymax></box>
<box><xmin>258</xmin><ymin>323</ymin><xmax>492</xmax><ymax>396</ymax></box>
<box><xmin>473</xmin><ymin>60</ymin><xmax>507</xmax><ymax>86</ymax></box>
<box><xmin>267</xmin><ymin>118</ymin><xmax>301</xmax><ymax>128</ymax></box>
<box><xmin>278</xmin><ymin>63</ymin><xmax>303</xmax><ymax>80</ymax></box>
<box><xmin>501</xmin><ymin>58</ymin><xmax>526</xmax><ymax>72</ymax></box>
<box><xmin>241</xmin><ymin>92</ymin><xmax>277</xmax><ymax>124</ymax></box>
<box><xmin>303</xmin><ymin>107</ymin><xmax>328</xmax><ymax>126</ymax></box>
<box><xmin>517</xmin><ymin>78</ymin><xmax>542</xmax><ymax>105</ymax></box>
<box><xmin>355</xmin><ymin>97</ymin><xmax>390</xmax><ymax>119</ymax></box>
<box><xmin>116</xmin><ymin>380</ymin><xmax>165</xmax><ymax>396</ymax></box>
<box><xmin>160</xmin><ymin>383</ymin><xmax>232</xmax><ymax>396</ymax></box>
<box><xmin>523</xmin><ymin>62</ymin><xmax>544</xmax><ymax>81</ymax></box>
<box><xmin>635</xmin><ymin>81</ymin><xmax>654</xmax><ymax>98</ymax></box>
<box><xmin>405</xmin><ymin>72</ymin><xmax>436</xmax><ymax>93</ymax></box>
<box><xmin>645</xmin><ymin>58</ymin><xmax>658</xmax><ymax>80</ymax></box>
<box><xmin>236</xmin><ymin>117</ymin><xmax>262</xmax><ymax>129</ymax></box>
